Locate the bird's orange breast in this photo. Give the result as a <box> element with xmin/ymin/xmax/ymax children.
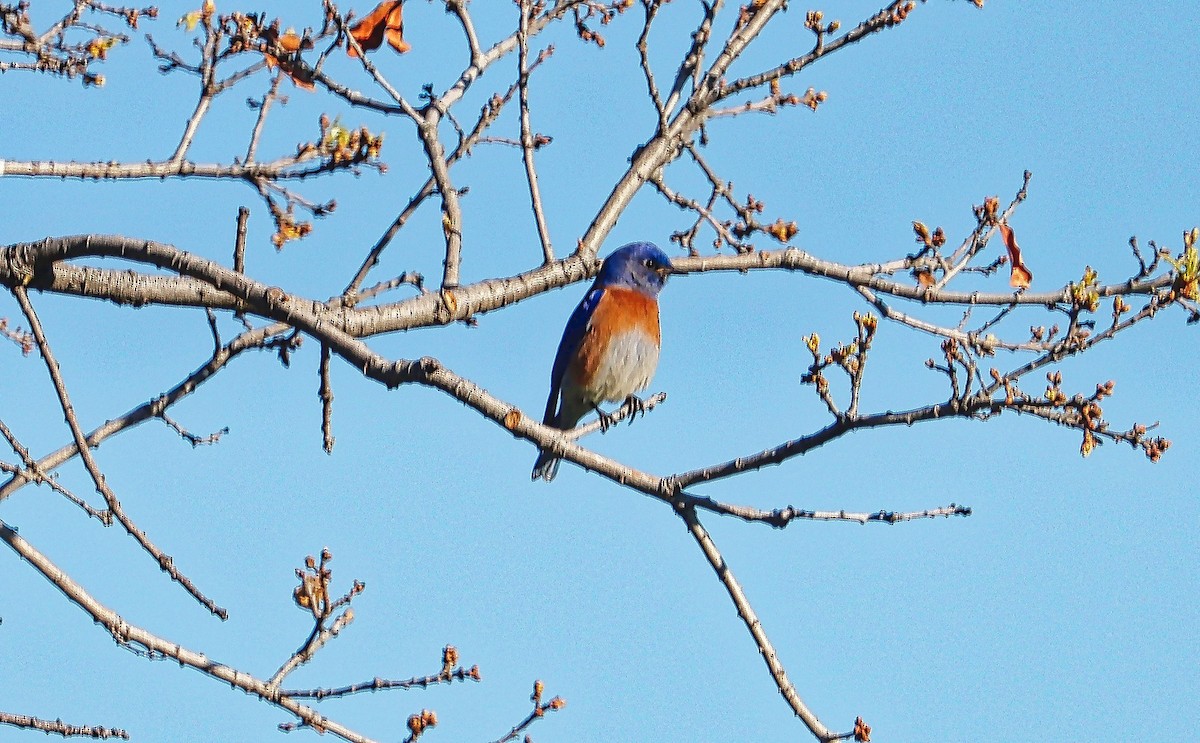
<box><xmin>569</xmin><ymin>287</ymin><xmax>661</xmax><ymax>396</ymax></box>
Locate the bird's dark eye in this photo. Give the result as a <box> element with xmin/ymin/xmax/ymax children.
<box><xmin>643</xmin><ymin>258</ymin><xmax>656</xmax><ymax>268</ymax></box>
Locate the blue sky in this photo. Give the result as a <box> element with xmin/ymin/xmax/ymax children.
<box><xmin>2</xmin><ymin>2</ymin><xmax>1198</xmax><ymax>742</ymax></box>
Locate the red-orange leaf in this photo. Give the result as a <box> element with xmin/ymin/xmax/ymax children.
<box><xmin>997</xmin><ymin>221</ymin><xmax>1033</xmax><ymax>289</ymax></box>
<box><xmin>765</xmin><ymin>218</ymin><xmax>798</xmax><ymax>242</ymax></box>
<box><xmin>277</xmin><ymin>32</ymin><xmax>303</xmax><ymax>53</ymax></box>
<box><xmin>347</xmin><ymin>1</ymin><xmax>411</xmax><ymax>58</ymax></box>
<box><xmin>854</xmin><ymin>716</ymin><xmax>872</xmax><ymax>743</ymax></box>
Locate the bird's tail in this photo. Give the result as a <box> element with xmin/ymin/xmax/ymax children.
<box><xmin>531</xmin><ymin>449</ymin><xmax>560</xmax><ymax>482</ymax></box>
<box><xmin>533</xmin><ymin>398</ymin><xmax>587</xmax><ymax>482</ymax></box>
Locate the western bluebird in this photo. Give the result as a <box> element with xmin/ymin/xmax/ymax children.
<box><xmin>532</xmin><ymin>241</ymin><xmax>675</xmax><ymax>481</ymax></box>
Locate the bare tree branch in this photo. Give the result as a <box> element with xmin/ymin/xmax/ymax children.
<box><xmin>0</xmin><ymin>710</ymin><xmax>130</xmax><ymax>740</ymax></box>
<box><xmin>12</xmin><ymin>285</ymin><xmax>228</xmax><ymax>619</ymax></box>
<box><xmin>679</xmin><ymin>504</ymin><xmax>840</xmax><ymax>741</ymax></box>
<box><xmin>0</xmin><ymin>521</ymin><xmax>378</xmax><ymax>743</ymax></box>
<box><xmin>3</xmin><ymin>1</ymin><xmax>1191</xmax><ymax>739</ymax></box>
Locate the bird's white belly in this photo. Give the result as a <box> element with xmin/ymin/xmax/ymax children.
<box><xmin>588</xmin><ymin>330</ymin><xmax>659</xmax><ymax>403</ymax></box>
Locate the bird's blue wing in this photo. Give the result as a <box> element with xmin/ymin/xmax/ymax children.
<box><xmin>542</xmin><ymin>286</ymin><xmax>604</xmax><ymax>425</ymax></box>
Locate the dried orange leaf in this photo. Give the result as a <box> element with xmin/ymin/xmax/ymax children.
<box><xmin>277</xmin><ymin>31</ymin><xmax>304</xmax><ymax>53</ymax></box>
<box><xmin>984</xmin><ymin>195</ymin><xmax>1000</xmax><ymax>219</ymax></box>
<box><xmin>997</xmin><ymin>221</ymin><xmax>1033</xmax><ymax>289</ymax></box>
<box><xmin>348</xmin><ymin>1</ymin><xmax>411</xmax><ymax>58</ymax></box>
<box><xmin>765</xmin><ymin>218</ymin><xmax>798</xmax><ymax>242</ymax></box>
<box><xmin>854</xmin><ymin>716</ymin><xmax>872</xmax><ymax>743</ymax></box>
<box><xmin>1010</xmin><ymin>263</ymin><xmax>1032</xmax><ymax>289</ymax></box>
<box><xmin>384</xmin><ymin>11</ymin><xmax>410</xmax><ymax>53</ymax></box>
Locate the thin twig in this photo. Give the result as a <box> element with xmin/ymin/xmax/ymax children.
<box><xmin>319</xmin><ymin>343</ymin><xmax>335</xmax><ymax>453</ymax></box>
<box><xmin>678</xmin><ymin>504</ymin><xmax>836</xmax><ymax>741</ymax></box>
<box><xmin>933</xmin><ymin>170</ymin><xmax>1031</xmax><ymax>290</ymax></box>
<box><xmin>11</xmin><ymin>286</ymin><xmax>228</xmax><ymax>619</ymax></box>
<box><xmin>0</xmin><ymin>321</ymin><xmax>287</xmax><ymax>504</ymax></box>
<box><xmin>636</xmin><ymin>0</ymin><xmax>666</xmax><ymax>126</ymax></box>
<box><xmin>0</xmin><ymin>416</ymin><xmax>111</xmax><ymax>521</ymax></box>
<box><xmin>158</xmin><ymin>411</ymin><xmax>228</xmax><ymax>447</ymax></box>
<box><xmin>0</xmin><ymin>521</ymin><xmax>375</xmax><ymax>743</ymax></box>
<box><xmin>168</xmin><ymin>15</ymin><xmax>218</xmax><ymax>164</ymax></box>
<box><xmin>341</xmin><ymin>70</ymin><xmax>538</xmax><ymax>295</ymax></box>
<box><xmin>719</xmin><ymin>0</ymin><xmax>912</xmax><ymax>99</ymax></box>
<box><xmin>662</xmin><ymin>0</ymin><xmax>720</xmax><ymax>117</ymax></box>
<box><xmin>268</xmin><ymin>610</ymin><xmax>354</xmax><ymax>687</ymax></box>
<box><xmin>234</xmin><ymin>205</ymin><xmax>249</xmax><ymax>275</ymax></box>
<box><xmin>245</xmin><ymin>72</ymin><xmax>284</xmax><ymax>163</ymax></box>
<box><xmin>488</xmin><ymin>696</ymin><xmax>566</xmax><ymax>743</ymax></box>
<box><xmin>281</xmin><ymin>665</ymin><xmax>481</xmax><ymax>700</ymax></box>
<box><xmin>0</xmin><ymin>711</ymin><xmax>129</xmax><ymax>740</ymax></box>
<box><xmin>682</xmin><ymin>496</ymin><xmax>972</xmax><ymax>527</ymax></box>
<box><xmin>565</xmin><ymin>392</ymin><xmax>667</xmax><ymax>439</ymax></box>
<box><xmin>0</xmin><ymin>417</ymin><xmax>35</xmax><ymax>469</ymax></box>
<box><xmin>517</xmin><ymin>1</ymin><xmax>554</xmax><ymax>263</ymax></box>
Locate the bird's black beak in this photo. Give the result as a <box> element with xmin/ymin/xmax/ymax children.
<box><xmin>661</xmin><ymin>260</ymin><xmax>684</xmax><ymax>278</ymax></box>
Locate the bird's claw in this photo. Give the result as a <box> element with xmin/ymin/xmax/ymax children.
<box><xmin>623</xmin><ymin>395</ymin><xmax>646</xmax><ymax>424</ymax></box>
<box><xmin>594</xmin><ymin>396</ymin><xmax>647</xmax><ymax>433</ymax></box>
<box><xmin>594</xmin><ymin>405</ymin><xmax>618</xmax><ymax>433</ymax></box>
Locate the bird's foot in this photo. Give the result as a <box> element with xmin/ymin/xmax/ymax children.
<box><xmin>623</xmin><ymin>395</ymin><xmax>646</xmax><ymax>424</ymax></box>
<box><xmin>594</xmin><ymin>396</ymin><xmax>647</xmax><ymax>433</ymax></box>
<box><xmin>594</xmin><ymin>405</ymin><xmax>618</xmax><ymax>433</ymax></box>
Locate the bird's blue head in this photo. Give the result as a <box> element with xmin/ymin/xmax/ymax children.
<box><xmin>596</xmin><ymin>241</ymin><xmax>675</xmax><ymax>297</ymax></box>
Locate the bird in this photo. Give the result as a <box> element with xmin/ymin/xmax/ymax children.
<box><xmin>532</xmin><ymin>241</ymin><xmax>675</xmax><ymax>482</ymax></box>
